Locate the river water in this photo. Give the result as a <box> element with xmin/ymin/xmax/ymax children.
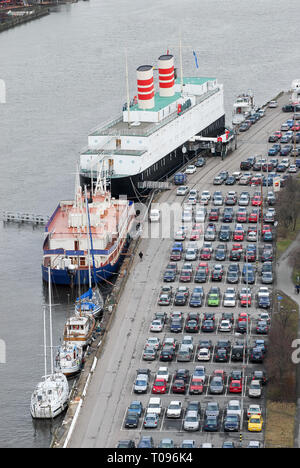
<box><xmin>0</xmin><ymin>0</ymin><xmax>299</xmax><ymax>448</ymax></box>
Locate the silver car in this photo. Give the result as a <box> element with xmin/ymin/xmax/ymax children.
<box><xmin>183</xmin><ymin>411</ymin><xmax>200</xmax><ymax>431</ymax></box>
<box><xmin>209</xmin><ymin>376</ymin><xmax>224</xmax><ymax>394</ymax></box>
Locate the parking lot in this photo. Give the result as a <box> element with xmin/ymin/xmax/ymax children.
<box><xmin>68</xmin><ymin>93</ymin><xmax>296</xmax><ymax>448</ymax></box>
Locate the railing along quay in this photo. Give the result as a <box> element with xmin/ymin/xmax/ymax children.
<box><xmin>1</xmin><ymin>210</ymin><xmax>49</xmax><ymax>225</ymax></box>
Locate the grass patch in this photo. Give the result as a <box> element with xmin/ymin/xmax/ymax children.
<box><xmin>277</xmin><ymin>218</ymin><xmax>300</xmax><ymax>258</ymax></box>
<box><xmin>265</xmin><ymin>401</ymin><xmax>296</xmax><ymax>448</ymax></box>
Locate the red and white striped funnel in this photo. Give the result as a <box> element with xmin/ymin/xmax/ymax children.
<box><xmin>137</xmin><ymin>65</ymin><xmax>155</xmax><ymax>109</ymax></box>
<box><xmin>158</xmin><ymin>54</ymin><xmax>175</xmax><ymax>97</ymax></box>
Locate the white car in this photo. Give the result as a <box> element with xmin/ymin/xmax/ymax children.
<box><xmin>247</xmin><ymin>404</ymin><xmax>262</xmax><ymax>419</ymax></box>
<box><xmin>188</xmin><ymin>196</ymin><xmax>197</xmax><ymax>205</ymax></box>
<box><xmin>182</xmin><ymin>211</ymin><xmax>193</xmax><ymax>223</ymax></box>
<box><xmin>174</xmin><ymin>230</ymin><xmax>186</xmax><ymax>241</ymax></box>
<box><xmin>185</xmin><ymin>165</ymin><xmax>196</xmax><ymax>174</ymax></box>
<box><xmin>183</xmin><ymin>411</ymin><xmax>200</xmax><ymax>431</ymax></box>
<box><xmin>249</xmin><ymin>380</ymin><xmax>262</xmax><ymax>398</ymax></box>
<box><xmin>195</xmin><ymin>210</ymin><xmax>206</xmax><ymax>222</ymax></box>
<box><xmin>258</xmin><ymin>109</ymin><xmax>265</xmax><ymax>118</ymax></box>
<box><xmin>185</xmin><ymin>248</ymin><xmax>197</xmax><ymax>261</ymax></box>
<box><xmin>189</xmin><ymin>189</ymin><xmax>198</xmax><ymax>198</ymax></box>
<box><xmin>176</xmin><ymin>186</ymin><xmax>189</xmax><ymax>196</ymax></box>
<box><xmin>227</xmin><ymin>400</ymin><xmax>242</xmax><ymax>418</ymax></box>
<box><xmin>166</xmin><ymin>401</ymin><xmax>182</xmax><ymax>418</ymax></box>
<box><xmin>218</xmin><ymin>320</ymin><xmax>232</xmax><ymax>332</ymax></box>
<box><xmin>223</xmin><ymin>293</ymin><xmax>236</xmax><ymax>307</ymax></box>
<box><xmin>268</xmin><ymin>100</ymin><xmax>278</xmax><ymax>108</ymax></box>
<box><xmin>201</xmin><ymin>190</ymin><xmax>211</xmax><ymax>200</ymax></box>
<box><xmin>247</xmin><ymin>441</ymin><xmax>261</xmax><ymax>448</ymax></box>
<box><xmin>289</xmin><ymin>164</ymin><xmax>297</xmax><ymax>173</ymax></box>
<box><xmin>247</xmin><ymin>231</ymin><xmax>257</xmax><ymax>242</ymax></box>
<box><xmin>162</xmin><ymin>337</ymin><xmax>177</xmax><ymax>349</ymax></box>
<box><xmin>156</xmin><ymin>366</ymin><xmax>169</xmax><ymax>382</ymax></box>
<box><xmin>232</xmin><ymin>171</ymin><xmax>242</xmax><ymax>180</ymax></box>
<box><xmin>281</xmin><ymin>158</ymin><xmax>290</xmax><ymax>168</ymax></box>
<box><xmin>181</xmin><ymin>336</ymin><xmax>193</xmax><ymax>351</ymax></box>
<box><xmin>147</xmin><ymin>397</ymin><xmax>162</xmax><ymax>416</ymax></box>
<box><xmin>145</xmin><ymin>337</ymin><xmax>161</xmax><ymax>350</ymax></box>
<box><xmin>150</xmin><ymin>319</ymin><xmax>163</xmax><ymax>332</ymax></box>
<box><xmin>213</xmin><ymin>196</ymin><xmax>223</xmax><ymax>206</ymax></box>
<box><xmin>258</xmin><ymin>312</ymin><xmax>270</xmax><ymax>324</ymax></box>
<box><xmin>197</xmin><ymin>347</ymin><xmax>211</xmax><ymax>361</ymax></box>
<box><xmin>281</xmin><ymin>123</ymin><xmax>289</xmax><ymax>131</ymax></box>
<box><xmin>239</xmin><ymin>195</ymin><xmax>250</xmax><ymax>206</ymax></box>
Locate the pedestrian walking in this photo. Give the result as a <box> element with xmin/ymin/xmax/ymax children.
<box><xmin>297</xmin><ymin>284</ymin><xmax>300</xmax><ymax>295</ymax></box>
<box><xmin>139</xmin><ymin>251</ymin><xmax>143</xmax><ymax>261</ymax></box>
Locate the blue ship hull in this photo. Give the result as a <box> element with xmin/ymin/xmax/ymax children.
<box><xmin>42</xmin><ymin>258</ymin><xmax>121</xmax><ymax>286</ymax></box>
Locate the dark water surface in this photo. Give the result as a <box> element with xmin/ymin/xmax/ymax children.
<box><xmin>0</xmin><ymin>0</ymin><xmax>299</xmax><ymax>448</ymax></box>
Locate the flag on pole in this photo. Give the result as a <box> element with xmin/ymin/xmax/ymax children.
<box><xmin>193</xmin><ymin>51</ymin><xmax>199</xmax><ymax>69</ymax></box>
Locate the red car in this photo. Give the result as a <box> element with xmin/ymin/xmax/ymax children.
<box><xmin>237</xmin><ymin>212</ymin><xmax>247</xmax><ymax>223</ymax></box>
<box><xmin>190</xmin><ymin>229</ymin><xmax>201</xmax><ymax>241</ymax></box>
<box><xmin>180</xmin><ymin>270</ymin><xmax>192</xmax><ymax>282</ymax></box>
<box><xmin>209</xmin><ymin>209</ymin><xmax>220</xmax><ymax>221</ymax></box>
<box><xmin>152</xmin><ymin>378</ymin><xmax>167</xmax><ymax>394</ymax></box>
<box><xmin>172</xmin><ymin>379</ymin><xmax>186</xmax><ymax>394</ymax></box>
<box><xmin>252</xmin><ymin>196</ymin><xmax>262</xmax><ymax>206</ymax></box>
<box><xmin>244</xmin><ymin>250</ymin><xmax>255</xmax><ymax>262</ymax></box>
<box><xmin>262</xmin><ymin>224</ymin><xmax>272</xmax><ymax>235</ymax></box>
<box><xmin>238</xmin><ymin>312</ymin><xmax>250</xmax><ymax>322</ymax></box>
<box><xmin>240</xmin><ymin>295</ymin><xmax>252</xmax><ymax>307</ymax></box>
<box><xmin>229</xmin><ymin>379</ymin><xmax>243</xmax><ymax>393</ymax></box>
<box><xmin>232</xmin><ymin>243</ymin><xmax>243</xmax><ymax>251</ymax></box>
<box><xmin>274</xmin><ymin>131</ymin><xmax>282</xmax><ymax>138</ymax></box>
<box><xmin>189</xmin><ymin>377</ymin><xmax>204</xmax><ymax>394</ymax></box>
<box><xmin>233</xmin><ymin>230</ymin><xmax>244</xmax><ymax>241</ymax></box>
<box><xmin>200</xmin><ymin>248</ymin><xmax>211</xmax><ymax>260</ymax></box>
<box><xmin>248</xmin><ymin>211</ymin><xmax>259</xmax><ymax>223</ymax></box>
<box><xmin>291</xmin><ymin>124</ymin><xmax>300</xmax><ymax>132</ymax></box>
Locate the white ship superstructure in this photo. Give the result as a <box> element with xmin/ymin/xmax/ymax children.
<box><xmin>79</xmin><ymin>53</ymin><xmax>225</xmax><ymax>198</ymax></box>
<box><xmin>232</xmin><ymin>93</ymin><xmax>255</xmax><ymax>125</ymax></box>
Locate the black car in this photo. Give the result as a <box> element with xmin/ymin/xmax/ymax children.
<box><xmin>175</xmin><ymin>368</ymin><xmax>190</xmax><ymax>383</ymax></box>
<box><xmin>117</xmin><ymin>440</ymin><xmax>136</xmax><ymax>448</ymax></box>
<box><xmin>216</xmin><ymin>339</ymin><xmax>231</xmax><ymax>352</ymax></box>
<box><xmin>224</xmin><ymin>415</ymin><xmax>240</xmax><ymax>432</ymax></box>
<box><xmin>219</xmin><ymin>226</ymin><xmax>231</xmax><ymax>241</ymax></box>
<box><xmin>223</xmin><ymin>209</ymin><xmax>234</xmax><ymax>223</ymax></box>
<box><xmin>174</xmin><ymin>293</ymin><xmax>187</xmax><ymax>306</ymax></box>
<box><xmin>185</xmin><ymin>319</ymin><xmax>199</xmax><ymax>333</ymax></box>
<box><xmin>214</xmin><ymin>348</ymin><xmax>229</xmax><ymax>362</ymax></box>
<box><xmin>236</xmin><ymin>321</ymin><xmax>247</xmax><ymax>334</ymax></box>
<box><xmin>194</xmin><ymin>270</ymin><xmax>207</xmax><ymax>283</ymax></box>
<box><xmin>225</xmin><ymin>176</ymin><xmax>236</xmax><ymax>185</ymax></box>
<box><xmin>203</xmin><ymin>415</ymin><xmax>219</xmax><ymax>432</ymax></box>
<box><xmin>159</xmin><ymin>348</ymin><xmax>175</xmax><ymax>362</ymax></box>
<box><xmin>215</xmin><ymin>246</ymin><xmax>226</xmax><ymax>261</ymax></box>
<box><xmin>222</xmin><ymin>312</ymin><xmax>234</xmax><ymax>323</ymax></box>
<box><xmin>282</xmin><ymin>104</ymin><xmax>294</xmax><ymax>112</ymax></box>
<box><xmin>227</xmin><ymin>271</ymin><xmax>239</xmax><ymax>284</ymax></box>
<box><xmin>164</xmin><ymin>270</ymin><xmax>176</xmax><ymax>282</ymax></box>
<box><xmin>198</xmin><ymin>339</ymin><xmax>213</xmax><ymax>352</ymax></box>
<box><xmin>201</xmin><ymin>320</ymin><xmax>215</xmax><ymax>333</ymax></box>
<box><xmin>170</xmin><ymin>318</ymin><xmax>183</xmax><ymax>333</ymax></box>
<box><xmin>249</xmin><ymin>347</ymin><xmax>264</xmax><ymax>363</ymax></box>
<box><xmin>240</xmin><ymin>161</ymin><xmax>252</xmax><ymax>170</ymax></box>
<box><xmin>195</xmin><ymin>157</ymin><xmax>206</xmax><ymax>167</ymax></box>
<box><xmin>124</xmin><ymin>413</ymin><xmax>139</xmax><ymax>428</ymax></box>
<box><xmin>231</xmin><ymin>345</ymin><xmax>245</xmax><ymax>362</ymax></box>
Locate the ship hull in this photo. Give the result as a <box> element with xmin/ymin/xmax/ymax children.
<box><xmin>42</xmin><ymin>255</ymin><xmax>123</xmax><ymax>286</ymax></box>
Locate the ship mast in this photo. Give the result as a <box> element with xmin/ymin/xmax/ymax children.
<box><xmin>48</xmin><ymin>267</ymin><xmax>54</xmax><ymax>375</ymax></box>
<box><xmin>125</xmin><ymin>50</ymin><xmax>131</xmax><ymax>128</ymax></box>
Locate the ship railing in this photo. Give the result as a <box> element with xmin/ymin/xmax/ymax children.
<box><xmin>86</xmin><ymin>88</ymin><xmax>220</xmax><ymax>139</ymax></box>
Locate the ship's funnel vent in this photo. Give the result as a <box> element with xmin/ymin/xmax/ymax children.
<box><xmin>137</xmin><ymin>65</ymin><xmax>155</xmax><ymax>110</ymax></box>
<box><xmin>158</xmin><ymin>54</ymin><xmax>175</xmax><ymax>97</ymax></box>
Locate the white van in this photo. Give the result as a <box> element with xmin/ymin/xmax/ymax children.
<box><xmin>149</xmin><ymin>209</ymin><xmax>160</xmax><ymax>223</ymax></box>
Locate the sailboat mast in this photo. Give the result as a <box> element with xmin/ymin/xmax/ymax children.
<box><xmin>43</xmin><ymin>306</ymin><xmax>47</xmax><ymax>377</ymax></box>
<box><xmin>48</xmin><ymin>267</ymin><xmax>54</xmax><ymax>375</ymax></box>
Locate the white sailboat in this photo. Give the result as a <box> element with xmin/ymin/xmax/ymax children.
<box><xmin>30</xmin><ymin>268</ymin><xmax>69</xmax><ymax>419</ymax></box>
